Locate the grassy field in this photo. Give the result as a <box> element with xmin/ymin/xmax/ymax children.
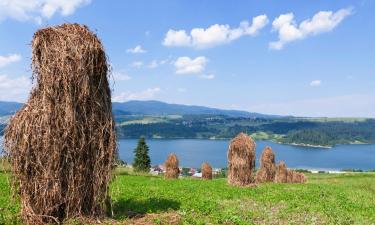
<box><xmin>1</xmin><ymin>172</ymin><xmax>375</xmax><ymax>224</ymax></box>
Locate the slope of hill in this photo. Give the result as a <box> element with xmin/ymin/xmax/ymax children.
<box><xmin>0</xmin><ymin>171</ymin><xmax>374</xmax><ymax>224</ymax></box>
<box><xmin>0</xmin><ymin>101</ymin><xmax>23</xmax><ymax>116</ymax></box>
<box><xmin>0</xmin><ymin>100</ymin><xmax>277</xmax><ymax>118</ymax></box>
<box><xmin>112</xmin><ymin>100</ymin><xmax>279</xmax><ymax>118</ymax></box>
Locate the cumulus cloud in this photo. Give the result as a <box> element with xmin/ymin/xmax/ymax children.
<box><xmin>270</xmin><ymin>8</ymin><xmax>352</xmax><ymax>50</ymax></box>
<box><xmin>131</xmin><ymin>61</ymin><xmax>144</xmax><ymax>68</ymax></box>
<box><xmin>148</xmin><ymin>59</ymin><xmax>169</xmax><ymax>68</ymax></box>
<box><xmin>174</xmin><ymin>56</ymin><xmax>207</xmax><ymax>74</ymax></box>
<box><xmin>0</xmin><ymin>54</ymin><xmax>21</xmax><ymax>67</ymax></box>
<box><xmin>163</xmin><ymin>14</ymin><xmax>269</xmax><ymax>49</ymax></box>
<box><xmin>126</xmin><ymin>45</ymin><xmax>147</xmax><ymax>54</ymax></box>
<box><xmin>112</xmin><ymin>71</ymin><xmax>131</xmax><ymax>81</ymax></box>
<box><xmin>112</xmin><ymin>87</ymin><xmax>161</xmax><ymax>102</ymax></box>
<box><xmin>0</xmin><ymin>0</ymin><xmax>91</xmax><ymax>23</ymax></box>
<box><xmin>177</xmin><ymin>88</ymin><xmax>187</xmax><ymax>93</ymax></box>
<box><xmin>310</xmin><ymin>80</ymin><xmax>321</xmax><ymax>87</ymax></box>
<box><xmin>0</xmin><ymin>74</ymin><xmax>32</xmax><ymax>102</ymax></box>
<box><xmin>200</xmin><ymin>74</ymin><xmax>215</xmax><ymax>80</ymax></box>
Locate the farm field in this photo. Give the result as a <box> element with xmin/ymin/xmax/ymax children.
<box><xmin>1</xmin><ymin>171</ymin><xmax>375</xmax><ymax>224</ymax></box>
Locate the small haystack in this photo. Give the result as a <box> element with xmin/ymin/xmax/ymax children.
<box><xmin>256</xmin><ymin>146</ymin><xmax>276</xmax><ymax>183</ymax></box>
<box><xmin>291</xmin><ymin>172</ymin><xmax>307</xmax><ymax>183</ymax></box>
<box><xmin>227</xmin><ymin>132</ymin><xmax>256</xmax><ymax>186</ymax></box>
<box><xmin>275</xmin><ymin>161</ymin><xmax>288</xmax><ymax>183</ymax></box>
<box><xmin>3</xmin><ymin>24</ymin><xmax>116</xmax><ymax>224</ymax></box>
<box><xmin>286</xmin><ymin>169</ymin><xmax>295</xmax><ymax>183</ymax></box>
<box><xmin>165</xmin><ymin>153</ymin><xmax>180</xmax><ymax>179</ymax></box>
<box><xmin>201</xmin><ymin>162</ymin><xmax>213</xmax><ymax>180</ymax></box>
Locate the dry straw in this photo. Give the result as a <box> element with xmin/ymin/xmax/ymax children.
<box><xmin>201</xmin><ymin>162</ymin><xmax>213</xmax><ymax>180</ymax></box>
<box><xmin>3</xmin><ymin>24</ymin><xmax>116</xmax><ymax>224</ymax></box>
<box><xmin>227</xmin><ymin>132</ymin><xmax>256</xmax><ymax>186</ymax></box>
<box><xmin>256</xmin><ymin>146</ymin><xmax>276</xmax><ymax>183</ymax></box>
<box><xmin>275</xmin><ymin>161</ymin><xmax>288</xmax><ymax>183</ymax></box>
<box><xmin>165</xmin><ymin>153</ymin><xmax>180</xmax><ymax>179</ymax></box>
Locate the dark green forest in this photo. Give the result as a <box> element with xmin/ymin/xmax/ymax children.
<box><xmin>115</xmin><ymin>115</ymin><xmax>375</xmax><ymax>147</ymax></box>
<box><xmin>2</xmin><ymin>114</ymin><xmax>374</xmax><ymax>147</ymax></box>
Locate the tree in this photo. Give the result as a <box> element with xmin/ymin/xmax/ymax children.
<box><xmin>133</xmin><ymin>137</ymin><xmax>151</xmax><ymax>172</ymax></box>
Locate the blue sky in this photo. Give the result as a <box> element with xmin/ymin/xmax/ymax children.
<box><xmin>0</xmin><ymin>0</ymin><xmax>374</xmax><ymax>117</ymax></box>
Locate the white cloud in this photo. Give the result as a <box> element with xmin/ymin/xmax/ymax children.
<box><xmin>112</xmin><ymin>71</ymin><xmax>131</xmax><ymax>81</ymax></box>
<box><xmin>163</xmin><ymin>30</ymin><xmax>191</xmax><ymax>47</ymax></box>
<box><xmin>270</xmin><ymin>8</ymin><xmax>352</xmax><ymax>50</ymax></box>
<box><xmin>0</xmin><ymin>54</ymin><xmax>21</xmax><ymax>67</ymax></box>
<box><xmin>131</xmin><ymin>61</ymin><xmax>144</xmax><ymax>68</ymax></box>
<box><xmin>200</xmin><ymin>74</ymin><xmax>215</xmax><ymax>80</ymax></box>
<box><xmin>148</xmin><ymin>59</ymin><xmax>169</xmax><ymax>68</ymax></box>
<box><xmin>174</xmin><ymin>56</ymin><xmax>207</xmax><ymax>74</ymax></box>
<box><xmin>0</xmin><ymin>0</ymin><xmax>91</xmax><ymax>23</ymax></box>
<box><xmin>126</xmin><ymin>45</ymin><xmax>147</xmax><ymax>54</ymax></box>
<box><xmin>112</xmin><ymin>87</ymin><xmax>161</xmax><ymax>102</ymax></box>
<box><xmin>0</xmin><ymin>74</ymin><xmax>32</xmax><ymax>102</ymax></box>
<box><xmin>148</xmin><ymin>60</ymin><xmax>159</xmax><ymax>68</ymax></box>
<box><xmin>163</xmin><ymin>14</ymin><xmax>269</xmax><ymax>49</ymax></box>
<box><xmin>249</xmin><ymin>94</ymin><xmax>375</xmax><ymax>117</ymax></box>
<box><xmin>310</xmin><ymin>80</ymin><xmax>321</xmax><ymax>87</ymax></box>
<box><xmin>177</xmin><ymin>88</ymin><xmax>187</xmax><ymax>93</ymax></box>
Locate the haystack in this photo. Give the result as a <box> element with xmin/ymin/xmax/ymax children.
<box><xmin>286</xmin><ymin>169</ymin><xmax>295</xmax><ymax>183</ymax></box>
<box><xmin>227</xmin><ymin>132</ymin><xmax>256</xmax><ymax>186</ymax></box>
<box><xmin>165</xmin><ymin>153</ymin><xmax>180</xmax><ymax>179</ymax></box>
<box><xmin>256</xmin><ymin>146</ymin><xmax>276</xmax><ymax>183</ymax></box>
<box><xmin>201</xmin><ymin>162</ymin><xmax>213</xmax><ymax>180</ymax></box>
<box><xmin>275</xmin><ymin>161</ymin><xmax>288</xmax><ymax>183</ymax></box>
<box><xmin>292</xmin><ymin>172</ymin><xmax>307</xmax><ymax>183</ymax></box>
<box><xmin>3</xmin><ymin>24</ymin><xmax>116</xmax><ymax>224</ymax></box>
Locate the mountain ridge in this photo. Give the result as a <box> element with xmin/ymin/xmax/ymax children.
<box><xmin>0</xmin><ymin>100</ymin><xmax>281</xmax><ymax>118</ymax></box>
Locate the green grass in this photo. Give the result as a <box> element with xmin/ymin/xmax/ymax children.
<box><xmin>1</xmin><ymin>172</ymin><xmax>375</xmax><ymax>224</ymax></box>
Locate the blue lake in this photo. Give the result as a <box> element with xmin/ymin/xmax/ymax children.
<box><xmin>118</xmin><ymin>139</ymin><xmax>375</xmax><ymax>170</ymax></box>
<box><xmin>1</xmin><ymin>137</ymin><xmax>375</xmax><ymax>170</ymax></box>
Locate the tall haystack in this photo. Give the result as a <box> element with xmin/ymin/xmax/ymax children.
<box><xmin>3</xmin><ymin>24</ymin><xmax>116</xmax><ymax>224</ymax></box>
<box><xmin>165</xmin><ymin>153</ymin><xmax>180</xmax><ymax>179</ymax></box>
<box><xmin>256</xmin><ymin>146</ymin><xmax>276</xmax><ymax>183</ymax></box>
<box><xmin>227</xmin><ymin>132</ymin><xmax>256</xmax><ymax>186</ymax></box>
<box><xmin>275</xmin><ymin>161</ymin><xmax>288</xmax><ymax>183</ymax></box>
<box><xmin>201</xmin><ymin>162</ymin><xmax>213</xmax><ymax>180</ymax></box>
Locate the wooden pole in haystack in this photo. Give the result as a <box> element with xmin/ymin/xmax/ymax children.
<box><xmin>275</xmin><ymin>161</ymin><xmax>288</xmax><ymax>183</ymax></box>
<box><xmin>256</xmin><ymin>146</ymin><xmax>276</xmax><ymax>183</ymax></box>
<box><xmin>227</xmin><ymin>132</ymin><xmax>256</xmax><ymax>186</ymax></box>
<box><xmin>3</xmin><ymin>24</ymin><xmax>116</xmax><ymax>224</ymax></box>
<box><xmin>201</xmin><ymin>162</ymin><xmax>213</xmax><ymax>180</ymax></box>
<box><xmin>165</xmin><ymin>153</ymin><xmax>180</xmax><ymax>179</ymax></box>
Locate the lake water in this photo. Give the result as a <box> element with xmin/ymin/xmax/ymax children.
<box><xmin>1</xmin><ymin>137</ymin><xmax>375</xmax><ymax>170</ymax></box>
<box><xmin>117</xmin><ymin>139</ymin><xmax>375</xmax><ymax>170</ymax></box>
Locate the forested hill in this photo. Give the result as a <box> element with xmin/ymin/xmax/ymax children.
<box><xmin>0</xmin><ymin>100</ymin><xmax>279</xmax><ymax>118</ymax></box>
<box><xmin>1</xmin><ymin>101</ymin><xmax>374</xmax><ymax>147</ymax></box>
<box><xmin>114</xmin><ymin>115</ymin><xmax>375</xmax><ymax>147</ymax></box>
<box><xmin>112</xmin><ymin>100</ymin><xmax>280</xmax><ymax>118</ymax></box>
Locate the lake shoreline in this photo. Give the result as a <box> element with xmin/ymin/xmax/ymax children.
<box><xmin>117</xmin><ymin>137</ymin><xmax>372</xmax><ymax>149</ymax></box>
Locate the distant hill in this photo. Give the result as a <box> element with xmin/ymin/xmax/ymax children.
<box><xmin>0</xmin><ymin>100</ymin><xmax>279</xmax><ymax>118</ymax></box>
<box><xmin>0</xmin><ymin>101</ymin><xmax>23</xmax><ymax>116</ymax></box>
<box><xmin>112</xmin><ymin>100</ymin><xmax>279</xmax><ymax>118</ymax></box>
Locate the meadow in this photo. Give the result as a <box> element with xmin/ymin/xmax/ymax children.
<box><xmin>1</xmin><ymin>169</ymin><xmax>375</xmax><ymax>224</ymax></box>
